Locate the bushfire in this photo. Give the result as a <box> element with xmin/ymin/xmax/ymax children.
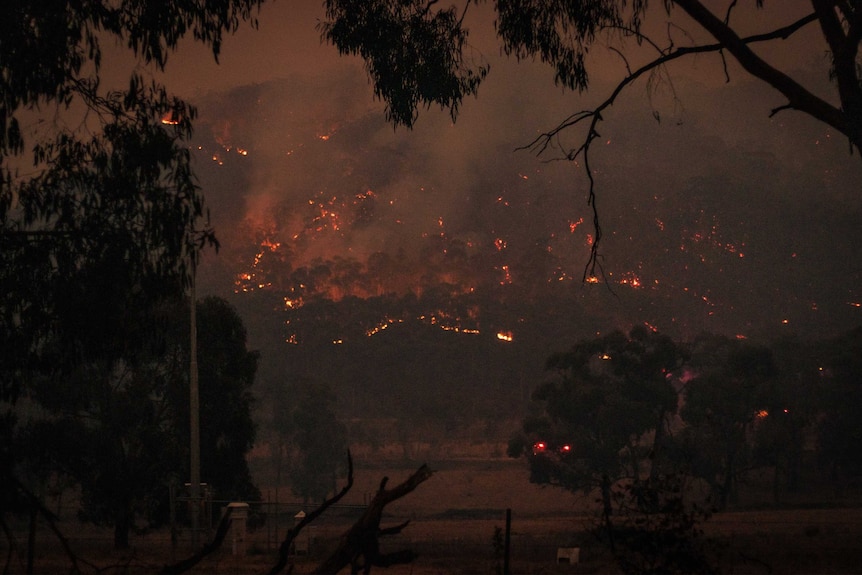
<box><xmin>188</xmin><ymin>107</ymin><xmax>858</xmax><ymax>344</ymax></box>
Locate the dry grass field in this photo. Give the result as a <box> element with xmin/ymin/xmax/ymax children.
<box><xmin>8</xmin><ymin>455</ymin><xmax>862</xmax><ymax>574</ymax></box>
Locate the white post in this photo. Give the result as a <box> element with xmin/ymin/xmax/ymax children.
<box><xmin>227</xmin><ymin>502</ymin><xmax>250</xmax><ymax>556</ymax></box>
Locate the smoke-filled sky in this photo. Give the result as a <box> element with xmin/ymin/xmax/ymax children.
<box><xmin>137</xmin><ymin>0</ymin><xmax>862</xmax><ymax>342</ymax></box>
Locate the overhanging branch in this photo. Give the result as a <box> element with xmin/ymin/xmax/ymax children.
<box><xmin>674</xmin><ymin>0</ymin><xmax>856</xmax><ymax>149</ymax></box>
<box><xmin>523</xmin><ymin>8</ymin><xmax>827</xmax><ymax>279</ymax></box>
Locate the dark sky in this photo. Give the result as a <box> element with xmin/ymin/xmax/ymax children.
<box><xmin>134</xmin><ymin>0</ymin><xmax>862</xmax><ymax>342</ymax></box>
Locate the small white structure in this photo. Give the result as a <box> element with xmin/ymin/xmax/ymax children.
<box><xmin>226</xmin><ymin>502</ymin><xmax>250</xmax><ymax>556</ymax></box>
<box><xmin>556</xmin><ymin>547</ymin><xmax>580</xmax><ymax>564</ymax></box>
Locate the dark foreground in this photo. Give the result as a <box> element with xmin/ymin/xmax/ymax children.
<box><xmin>7</xmin><ymin>458</ymin><xmax>862</xmax><ymax>573</ymax></box>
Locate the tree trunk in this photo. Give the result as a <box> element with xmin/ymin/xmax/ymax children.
<box><xmin>772</xmin><ymin>462</ymin><xmax>781</xmax><ymax>505</ymax></box>
<box><xmin>266</xmin><ymin>454</ymin><xmax>432</xmax><ymax>575</ymax></box>
<box><xmin>649</xmin><ymin>410</ymin><xmax>667</xmax><ymax>483</ymax></box>
<box><xmin>600</xmin><ymin>473</ymin><xmax>615</xmax><ymax>554</ymax></box>
<box><xmin>314</xmin><ymin>465</ymin><xmax>433</xmax><ymax>574</ymax></box>
<box><xmin>788</xmin><ymin>428</ymin><xmax>802</xmax><ymax>493</ymax></box>
<box><xmin>27</xmin><ymin>504</ymin><xmax>37</xmax><ymax>574</ymax></box>
<box><xmin>114</xmin><ymin>506</ymin><xmax>131</xmax><ymax>550</ymax></box>
<box><xmin>723</xmin><ymin>448</ymin><xmax>737</xmax><ymax>509</ymax></box>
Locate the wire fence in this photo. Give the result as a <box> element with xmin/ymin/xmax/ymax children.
<box><xmin>6</xmin><ymin>493</ymin><xmax>862</xmax><ymax>575</ymax></box>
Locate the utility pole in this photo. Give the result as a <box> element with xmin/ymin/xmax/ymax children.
<box><xmin>189</xmin><ymin>256</ymin><xmax>201</xmax><ymax>548</ymax></box>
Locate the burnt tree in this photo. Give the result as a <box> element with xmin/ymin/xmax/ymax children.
<box><xmin>267</xmin><ymin>452</ymin><xmax>433</xmax><ymax>575</ymax></box>
<box><xmin>314</xmin><ymin>464</ymin><xmax>434</xmax><ymax>575</ymax></box>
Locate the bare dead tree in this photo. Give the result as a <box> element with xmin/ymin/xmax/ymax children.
<box><xmin>313</xmin><ymin>464</ymin><xmax>434</xmax><ymax>575</ymax></box>
<box><xmin>156</xmin><ymin>451</ymin><xmax>432</xmax><ymax>575</ymax></box>
<box><xmin>268</xmin><ymin>451</ymin><xmax>356</xmax><ymax>574</ymax></box>
<box><xmin>266</xmin><ymin>452</ymin><xmax>433</xmax><ymax>574</ymax></box>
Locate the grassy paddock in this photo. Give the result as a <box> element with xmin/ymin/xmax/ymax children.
<box><xmin>7</xmin><ymin>457</ymin><xmax>862</xmax><ymax>574</ymax></box>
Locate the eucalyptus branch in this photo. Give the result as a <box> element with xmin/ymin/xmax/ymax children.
<box><xmin>528</xmin><ymin>10</ymin><xmax>820</xmax><ymax>157</ymax></box>
<box><xmin>608</xmin><ymin>46</ymin><xmax>633</xmax><ymax>75</ymax></box>
<box><xmin>724</xmin><ymin>0</ymin><xmax>738</xmax><ymax>26</ymax></box>
<box><xmin>521</xmin><ymin>10</ymin><xmax>823</xmax><ymax>278</ymax></box>
<box><xmin>605</xmin><ymin>24</ymin><xmax>667</xmax><ymax>56</ymax></box>
<box><xmin>69</xmin><ymin>77</ymin><xmax>128</xmax><ymax>122</ymax></box>
<box><xmin>419</xmin><ymin>0</ymin><xmax>439</xmax><ymax>18</ymax></box>
<box><xmin>457</xmin><ymin>0</ymin><xmax>472</xmax><ymax>28</ymax></box>
<box><xmin>675</xmin><ymin>0</ymin><xmax>852</xmax><ymax>146</ymax></box>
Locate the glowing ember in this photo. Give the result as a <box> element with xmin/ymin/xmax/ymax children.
<box><xmin>618</xmin><ymin>272</ymin><xmax>642</xmax><ymax>288</ymax></box>
<box><xmin>417</xmin><ymin>312</ymin><xmax>480</xmax><ymax>334</ymax></box>
<box><xmin>366</xmin><ymin>318</ymin><xmax>403</xmax><ymax>337</ymax></box>
<box><xmin>496</xmin><ymin>331</ymin><xmax>514</xmax><ymax>342</ymax></box>
<box><xmin>284</xmin><ymin>297</ymin><xmax>304</xmax><ymax>309</ymax></box>
<box><xmin>234</xmin><ymin>235</ymin><xmax>284</xmax><ymax>293</ymax></box>
<box><xmin>187</xmin><ymin>86</ymin><xmax>861</xmax><ymax>354</ymax></box>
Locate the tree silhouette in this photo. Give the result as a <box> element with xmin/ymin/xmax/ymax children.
<box><xmin>753</xmin><ymin>335</ymin><xmax>823</xmax><ymax>501</ymax></box>
<box><xmin>679</xmin><ymin>333</ymin><xmax>777</xmax><ymax>509</ymax></box>
<box><xmin>507</xmin><ymin>327</ymin><xmax>722</xmax><ymax>571</ymax></box>
<box><xmin>273</xmin><ymin>378</ymin><xmax>349</xmax><ymax>503</ymax></box>
<box><xmin>21</xmin><ymin>296</ymin><xmax>259</xmax><ymax>549</ymax></box>
<box><xmin>167</xmin><ymin>297</ymin><xmax>261</xmax><ymax>504</ymax></box>
<box><xmin>1</xmin><ymin>0</ymin><xmax>262</xmax><ymax>554</ymax></box>
<box><xmin>817</xmin><ymin>326</ymin><xmax>862</xmax><ymax>494</ymax></box>
<box><xmin>508</xmin><ymin>326</ymin><xmax>686</xmax><ymax>548</ymax></box>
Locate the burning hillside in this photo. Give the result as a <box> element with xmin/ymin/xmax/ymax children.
<box><xmin>190</xmin><ymin>74</ymin><xmax>862</xmax><ymax>345</ymax></box>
